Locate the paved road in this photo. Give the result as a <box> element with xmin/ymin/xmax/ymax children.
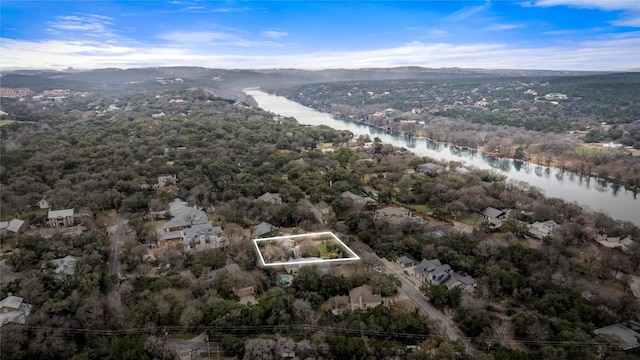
<box><xmin>380</xmin><ymin>257</ymin><xmax>472</xmax><ymax>350</ymax></box>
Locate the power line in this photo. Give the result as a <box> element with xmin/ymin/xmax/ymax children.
<box><xmin>2</xmin><ymin>323</ymin><xmax>625</xmax><ymax>348</ymax></box>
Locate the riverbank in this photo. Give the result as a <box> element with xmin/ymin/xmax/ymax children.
<box><xmin>327</xmin><ymin>107</ymin><xmax>640</xmax><ymax>194</ymax></box>
<box><xmin>246</xmin><ymin>89</ymin><xmax>640</xmax><ymax>224</ymax></box>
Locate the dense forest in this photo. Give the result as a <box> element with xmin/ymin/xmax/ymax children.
<box><xmin>1</xmin><ymin>79</ymin><xmax>639</xmax><ymax>359</ymax></box>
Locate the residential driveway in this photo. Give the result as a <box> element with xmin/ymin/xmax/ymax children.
<box><xmin>379</xmin><ymin>257</ymin><xmax>471</xmax><ymax>349</ymax></box>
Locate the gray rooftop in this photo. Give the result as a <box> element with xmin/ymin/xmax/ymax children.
<box><xmin>594</xmin><ymin>324</ymin><xmax>640</xmax><ymax>350</ymax></box>
<box><xmin>48</xmin><ymin>208</ymin><xmax>74</xmax><ymax>219</ymax></box>
<box><xmin>481</xmin><ymin>207</ymin><xmax>504</xmax><ymax>219</ymax></box>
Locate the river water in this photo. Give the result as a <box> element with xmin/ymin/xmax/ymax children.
<box><xmin>245</xmin><ymin>89</ymin><xmax>639</xmax><ymax>225</ymax></box>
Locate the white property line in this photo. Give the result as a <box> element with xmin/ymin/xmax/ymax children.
<box><xmin>252</xmin><ymin>231</ymin><xmax>360</xmax><ymax>268</ymax></box>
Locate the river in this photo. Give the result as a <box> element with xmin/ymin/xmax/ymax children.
<box><xmin>244</xmin><ymin>89</ymin><xmax>640</xmax><ymax>225</ymax></box>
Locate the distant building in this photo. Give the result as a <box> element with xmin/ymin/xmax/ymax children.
<box><xmin>413</xmin><ymin>258</ymin><xmax>477</xmax><ymax>292</ymax></box>
<box><xmin>0</xmin><ymin>294</ymin><xmax>32</xmax><ymax>327</ymax></box>
<box><xmin>416</xmin><ymin>163</ymin><xmax>444</xmax><ymax>175</ymax></box>
<box><xmin>396</xmin><ymin>255</ymin><xmax>414</xmax><ymax>268</ymax></box>
<box><xmin>253</xmin><ymin>222</ymin><xmax>275</xmax><ymax>237</ymax></box>
<box><xmin>37</xmin><ymin>197</ymin><xmax>50</xmax><ymax>209</ymax></box>
<box><xmin>594</xmin><ymin>324</ymin><xmax>640</xmax><ymax>350</ymax></box>
<box><xmin>0</xmin><ymin>219</ymin><xmax>24</xmax><ymax>234</ymax></box>
<box><xmin>480</xmin><ymin>207</ymin><xmax>511</xmax><ymax>229</ymax></box>
<box><xmin>349</xmin><ymin>285</ymin><xmax>383</xmax><ymax>310</ymax></box>
<box><xmin>47</xmin><ymin>209</ymin><xmax>74</xmax><ymax>227</ymax></box>
<box><xmin>528</xmin><ymin>220</ymin><xmax>558</xmax><ymax>239</ymax></box>
<box><xmin>341</xmin><ymin>191</ymin><xmax>376</xmax><ymax>205</ymax></box>
<box><xmin>595</xmin><ymin>234</ymin><xmax>635</xmax><ymax>254</ymax></box>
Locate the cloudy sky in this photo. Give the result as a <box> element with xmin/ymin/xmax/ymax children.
<box><xmin>1</xmin><ymin>0</ymin><xmax>639</xmax><ymax>70</ymax></box>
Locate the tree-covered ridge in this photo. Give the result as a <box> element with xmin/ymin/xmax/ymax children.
<box><xmin>278</xmin><ymin>73</ymin><xmax>640</xmax><ymax>133</ymax></box>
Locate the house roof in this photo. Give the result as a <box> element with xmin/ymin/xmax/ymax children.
<box><xmin>341</xmin><ymin>191</ymin><xmax>376</xmax><ymax>204</ymax></box>
<box><xmin>0</xmin><ymin>295</ymin><xmax>24</xmax><ymax>309</ymax></box>
<box><xmin>397</xmin><ymin>255</ymin><xmax>414</xmax><ymax>266</ymax></box>
<box><xmin>414</xmin><ymin>259</ymin><xmax>443</xmax><ymax>276</ymax></box>
<box><xmin>594</xmin><ymin>324</ymin><xmax>640</xmax><ymax>350</ymax></box>
<box><xmin>182</xmin><ymin>223</ymin><xmax>222</xmax><ymax>240</ymax></box>
<box><xmin>349</xmin><ymin>285</ymin><xmax>381</xmax><ymax>305</ymax></box>
<box><xmin>481</xmin><ymin>207</ymin><xmax>504</xmax><ymax>219</ymax></box>
<box><xmin>164</xmin><ymin>203</ymin><xmax>209</xmax><ymax>229</ymax></box>
<box><xmin>253</xmin><ymin>222</ymin><xmax>274</xmax><ymax>236</ymax></box>
<box><xmin>159</xmin><ymin>231</ymin><xmax>182</xmax><ymax>242</ymax></box>
<box><xmin>375</xmin><ymin>206</ymin><xmax>408</xmax><ymax>218</ymax></box>
<box><xmin>455</xmin><ymin>272</ymin><xmax>477</xmax><ymax>286</ymax></box>
<box><xmin>0</xmin><ymin>222</ymin><xmax>7</xmax><ymax>229</ymax></box>
<box><xmin>6</xmin><ymin>219</ymin><xmax>24</xmax><ymax>233</ymax></box>
<box><xmin>417</xmin><ymin>163</ymin><xmax>443</xmax><ymax>170</ymax></box>
<box><xmin>48</xmin><ymin>208</ymin><xmax>74</xmax><ymax>219</ymax></box>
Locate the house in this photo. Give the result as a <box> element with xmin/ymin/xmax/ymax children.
<box><xmin>480</xmin><ymin>207</ymin><xmax>511</xmax><ymax>229</ymax></box>
<box><xmin>163</xmin><ymin>200</ymin><xmax>209</xmax><ymax>232</ymax></box>
<box><xmin>349</xmin><ymin>285</ymin><xmax>383</xmax><ymax>310</ymax></box>
<box><xmin>257</xmin><ymin>192</ymin><xmax>283</xmax><ymax>205</ymax></box>
<box><xmin>0</xmin><ymin>219</ymin><xmax>24</xmax><ymax>234</ymax></box>
<box><xmin>594</xmin><ymin>324</ymin><xmax>640</xmax><ymax>350</ymax></box>
<box><xmin>223</xmin><ymin>263</ymin><xmax>257</xmax><ymax>303</ymax></box>
<box><xmin>416</xmin><ymin>163</ymin><xmax>444</xmax><ymax>175</ymax></box>
<box><xmin>158</xmin><ymin>231</ymin><xmax>183</xmax><ymax>247</ymax></box>
<box><xmin>374</xmin><ymin>205</ymin><xmax>425</xmax><ymax>227</ymax></box>
<box><xmin>595</xmin><ymin>235</ymin><xmax>636</xmax><ymax>254</ymax></box>
<box><xmin>362</xmin><ymin>186</ymin><xmax>379</xmax><ymax>200</ymax></box>
<box><xmin>253</xmin><ymin>222</ymin><xmax>275</xmax><ymax>237</ymax></box>
<box><xmin>37</xmin><ymin>197</ymin><xmax>50</xmax><ymax>209</ymax></box>
<box><xmin>413</xmin><ymin>258</ymin><xmax>477</xmax><ymax>292</ymax></box>
<box><xmin>397</xmin><ymin>255</ymin><xmax>414</xmax><ymax>268</ymax></box>
<box><xmin>47</xmin><ymin>209</ymin><xmax>75</xmax><ymax>227</ymax></box>
<box><xmin>341</xmin><ymin>191</ymin><xmax>376</xmax><ymax>205</ymax></box>
<box><xmin>0</xmin><ymin>294</ymin><xmax>32</xmax><ymax>327</ymax></box>
<box><xmin>49</xmin><ymin>255</ymin><xmax>78</xmax><ymax>276</ymax></box>
<box><xmin>181</xmin><ymin>224</ymin><xmax>225</xmax><ymax>251</ymax></box>
<box><xmin>528</xmin><ymin>220</ymin><xmax>558</xmax><ymax>239</ymax></box>
<box><xmin>157</xmin><ymin>199</ymin><xmax>220</xmax><ymax>248</ymax></box>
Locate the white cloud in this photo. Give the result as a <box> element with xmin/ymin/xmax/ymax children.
<box><xmin>485</xmin><ymin>24</ymin><xmax>525</xmax><ymax>31</ymax></box>
<box><xmin>261</xmin><ymin>31</ymin><xmax>288</xmax><ymax>38</ymax></box>
<box><xmin>156</xmin><ymin>30</ymin><xmax>286</xmax><ymax>47</ymax></box>
<box><xmin>446</xmin><ymin>1</ymin><xmax>491</xmax><ymax>21</ymax></box>
<box><xmin>529</xmin><ymin>0</ymin><xmax>640</xmax><ymax>11</ymax></box>
<box><xmin>2</xmin><ymin>35</ymin><xmax>638</xmax><ymax>71</ymax></box>
<box><xmin>157</xmin><ymin>31</ymin><xmax>244</xmax><ymax>44</ymax></box>
<box><xmin>47</xmin><ymin>14</ymin><xmax>117</xmax><ymax>38</ymax></box>
<box><xmin>611</xmin><ymin>15</ymin><xmax>640</xmax><ymax>27</ymax></box>
<box><xmin>527</xmin><ymin>0</ymin><xmax>640</xmax><ymax>27</ymax></box>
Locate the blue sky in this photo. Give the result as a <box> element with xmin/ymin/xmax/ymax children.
<box><xmin>1</xmin><ymin>0</ymin><xmax>639</xmax><ymax>70</ymax></box>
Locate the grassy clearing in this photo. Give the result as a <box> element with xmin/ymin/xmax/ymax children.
<box><xmin>407</xmin><ymin>204</ymin><xmax>432</xmax><ymax>213</ymax></box>
<box><xmin>0</xmin><ymin>120</ymin><xmax>16</xmax><ymax>127</ymax></box>
<box><xmin>460</xmin><ymin>215</ymin><xmax>481</xmax><ymax>225</ymax></box>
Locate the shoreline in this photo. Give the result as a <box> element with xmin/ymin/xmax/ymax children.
<box><xmin>330</xmin><ymin>110</ymin><xmax>640</xmax><ymax>194</ymax></box>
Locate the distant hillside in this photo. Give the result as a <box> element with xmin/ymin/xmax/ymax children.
<box><xmin>1</xmin><ymin>66</ymin><xmax>604</xmax><ymax>93</ymax></box>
